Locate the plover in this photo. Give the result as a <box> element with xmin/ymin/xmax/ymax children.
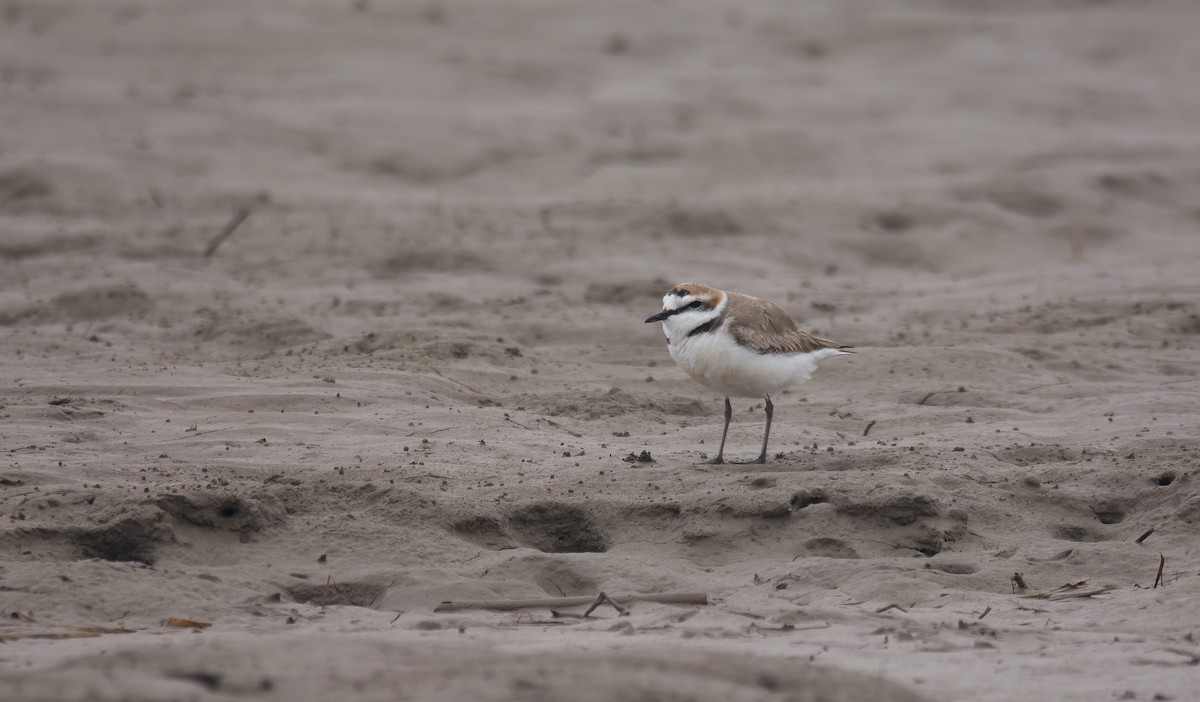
<box><xmin>645</xmin><ymin>283</ymin><xmax>853</xmax><ymax>464</ymax></box>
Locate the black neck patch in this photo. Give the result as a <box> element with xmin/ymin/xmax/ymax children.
<box><xmin>686</xmin><ymin>320</ymin><xmax>716</xmax><ymax>338</ymax></box>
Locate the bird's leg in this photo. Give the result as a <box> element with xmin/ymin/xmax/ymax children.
<box><xmin>753</xmin><ymin>394</ymin><xmax>774</xmax><ymax>464</ymax></box>
<box><xmin>705</xmin><ymin>397</ymin><xmax>732</xmax><ymax>464</ymax></box>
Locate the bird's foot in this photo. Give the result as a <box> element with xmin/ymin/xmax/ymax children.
<box><xmin>732</xmin><ymin>456</ymin><xmax>768</xmax><ymax>465</ymax></box>
<box><xmin>704</xmin><ymin>456</ymin><xmax>725</xmax><ymax>465</ymax></box>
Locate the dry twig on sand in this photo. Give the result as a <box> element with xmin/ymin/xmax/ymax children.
<box><xmin>544</xmin><ymin>418</ymin><xmax>583</xmax><ymax>438</ymax></box>
<box><xmin>749</xmin><ymin>622</ymin><xmax>831</xmax><ymax>634</ymax></box>
<box><xmin>1135</xmin><ymin>528</ymin><xmax>1155</xmax><ymax>544</ymax></box>
<box><xmin>434</xmin><ymin>591</ymin><xmax>707</xmax><ymax>612</ymax></box>
<box><xmin>1019</xmin><ymin>589</ymin><xmax>1112</xmax><ymax>601</ymax></box>
<box><xmin>163</xmin><ymin>617</ymin><xmax>212</xmax><ymax>629</ymax></box>
<box><xmin>204</xmin><ymin>207</ymin><xmax>252</xmax><ymax>258</ymax></box>
<box><xmin>1163</xmin><ymin>648</ymin><xmax>1200</xmax><ymax>665</ymax></box>
<box><xmin>322</xmin><ymin>575</ymin><xmax>336</xmax><ymax>606</ymax></box>
<box><xmin>1153</xmin><ymin>554</ymin><xmax>1166</xmax><ymax>588</ymax></box>
<box><xmin>916</xmin><ymin>390</ymin><xmax>953</xmax><ymax>406</ymax></box>
<box><xmin>0</xmin><ymin>624</ymin><xmax>134</xmax><ymax>641</ymax></box>
<box><xmin>1018</xmin><ymin>578</ymin><xmax>1112</xmax><ymax>601</ymax></box>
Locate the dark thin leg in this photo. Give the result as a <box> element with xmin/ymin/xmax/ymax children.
<box><xmin>705</xmin><ymin>397</ymin><xmax>732</xmax><ymax>464</ymax></box>
<box><xmin>754</xmin><ymin>394</ymin><xmax>774</xmax><ymax>464</ymax></box>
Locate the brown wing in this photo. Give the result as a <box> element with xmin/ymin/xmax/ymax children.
<box><xmin>724</xmin><ymin>292</ymin><xmax>845</xmax><ymax>354</ymax></box>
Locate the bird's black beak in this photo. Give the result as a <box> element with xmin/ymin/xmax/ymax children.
<box><xmin>644</xmin><ymin>309</ymin><xmax>672</xmax><ymax>324</ymax></box>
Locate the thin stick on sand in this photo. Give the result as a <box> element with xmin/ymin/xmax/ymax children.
<box><xmin>204</xmin><ymin>206</ymin><xmax>252</xmax><ymax>258</ymax></box>
<box><xmin>1153</xmin><ymin>554</ymin><xmax>1165</xmax><ymax>588</ymax></box>
<box><xmin>1017</xmin><ymin>579</ymin><xmax>1113</xmax><ymax>601</ymax></box>
<box><xmin>0</xmin><ymin>625</ymin><xmax>134</xmax><ymax>642</ymax></box>
<box><xmin>1135</xmin><ymin>528</ymin><xmax>1154</xmax><ymax>544</ymax></box>
<box><xmin>321</xmin><ymin>574</ymin><xmax>336</xmax><ymax>606</ymax></box>
<box><xmin>434</xmin><ymin>591</ymin><xmax>707</xmax><ymax>613</ymax></box>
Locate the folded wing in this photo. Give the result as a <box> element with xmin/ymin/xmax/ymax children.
<box><xmin>726</xmin><ymin>293</ymin><xmax>850</xmax><ymax>355</ymax></box>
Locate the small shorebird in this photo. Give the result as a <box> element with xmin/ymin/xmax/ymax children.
<box><xmin>645</xmin><ymin>282</ymin><xmax>853</xmax><ymax>464</ymax></box>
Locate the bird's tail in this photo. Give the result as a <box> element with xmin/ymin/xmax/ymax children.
<box><xmin>811</xmin><ymin>346</ymin><xmax>854</xmax><ymax>364</ymax></box>
<box><xmin>814</xmin><ymin>336</ymin><xmax>855</xmax><ymax>356</ymax></box>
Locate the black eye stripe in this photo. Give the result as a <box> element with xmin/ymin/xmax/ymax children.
<box><xmin>655</xmin><ymin>299</ymin><xmax>707</xmax><ymax>320</ymax></box>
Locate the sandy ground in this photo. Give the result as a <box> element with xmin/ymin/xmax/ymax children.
<box><xmin>3</xmin><ymin>1</ymin><xmax>1200</xmax><ymax>700</ymax></box>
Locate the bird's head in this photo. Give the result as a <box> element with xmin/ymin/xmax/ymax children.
<box><xmin>644</xmin><ymin>282</ymin><xmax>726</xmax><ymax>338</ymax></box>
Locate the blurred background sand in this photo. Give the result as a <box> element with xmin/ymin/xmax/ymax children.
<box><xmin>2</xmin><ymin>1</ymin><xmax>1199</xmax><ymax>700</ymax></box>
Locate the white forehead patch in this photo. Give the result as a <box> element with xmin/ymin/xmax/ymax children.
<box><xmin>662</xmin><ymin>293</ymin><xmax>697</xmax><ymax>310</ymax></box>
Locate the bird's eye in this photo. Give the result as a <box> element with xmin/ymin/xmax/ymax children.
<box><xmin>688</xmin><ymin>301</ymin><xmax>703</xmax><ymax>309</ymax></box>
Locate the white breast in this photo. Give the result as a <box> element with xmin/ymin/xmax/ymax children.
<box><xmin>667</xmin><ymin>328</ymin><xmax>838</xmax><ymax>398</ymax></box>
